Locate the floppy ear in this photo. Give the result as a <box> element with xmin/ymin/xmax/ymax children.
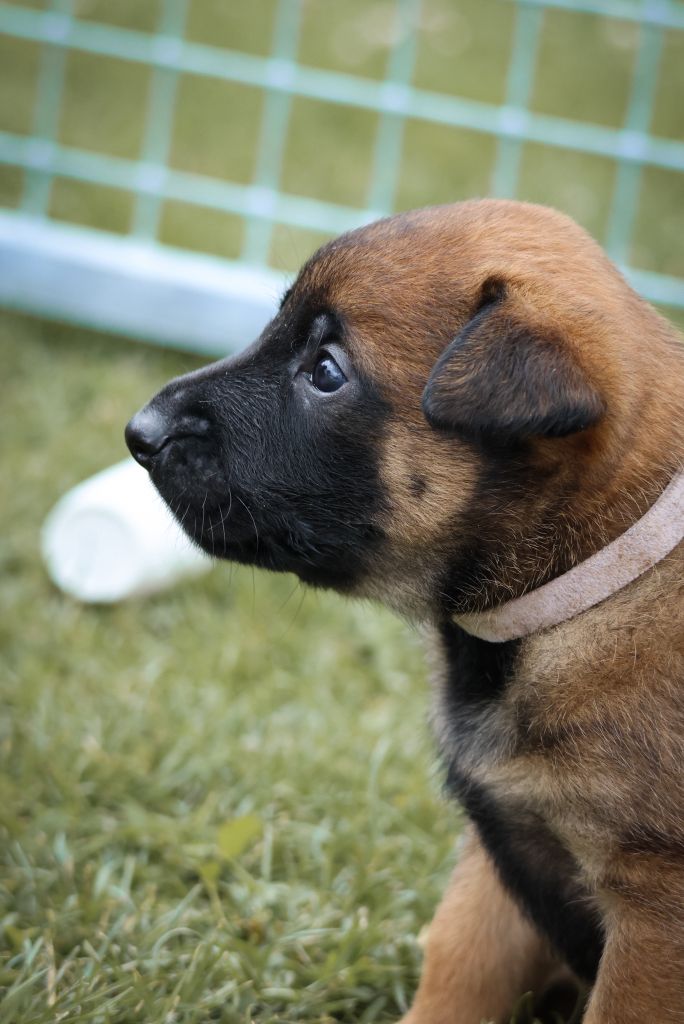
<box><xmin>422</xmin><ymin>279</ymin><xmax>605</xmax><ymax>442</ymax></box>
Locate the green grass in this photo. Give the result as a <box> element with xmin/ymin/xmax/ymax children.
<box><xmin>0</xmin><ymin>311</ymin><xmax>461</xmax><ymax>1023</ymax></box>
<box><xmin>0</xmin><ymin>313</ymin><xmax>590</xmax><ymax>1024</ymax></box>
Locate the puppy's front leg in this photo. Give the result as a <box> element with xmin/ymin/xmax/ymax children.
<box><xmin>583</xmin><ymin>896</ymin><xmax>684</xmax><ymax>1024</ymax></box>
<box><xmin>400</xmin><ymin>828</ymin><xmax>556</xmax><ymax>1024</ymax></box>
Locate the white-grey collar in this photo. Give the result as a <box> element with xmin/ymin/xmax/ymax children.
<box><xmin>453</xmin><ymin>469</ymin><xmax>684</xmax><ymax>643</ymax></box>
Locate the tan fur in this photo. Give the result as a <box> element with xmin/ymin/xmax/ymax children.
<box><xmin>401</xmin><ymin>829</ymin><xmax>559</xmax><ymax>1024</ymax></box>
<box><xmin>583</xmin><ymin>903</ymin><xmax>684</xmax><ymax>1023</ymax></box>
<box><xmin>380</xmin><ymin>425</ymin><xmax>479</xmax><ymax>546</ymax></box>
<box><xmin>289</xmin><ymin>200</ymin><xmax>684</xmax><ymax>1022</ymax></box>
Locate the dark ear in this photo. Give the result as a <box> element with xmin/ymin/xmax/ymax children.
<box><xmin>422</xmin><ymin>280</ymin><xmax>605</xmax><ymax>442</ymax></box>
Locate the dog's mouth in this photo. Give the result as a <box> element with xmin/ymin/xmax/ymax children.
<box><xmin>171</xmin><ymin>495</ymin><xmax>263</xmax><ymax>561</ymax></box>
<box><xmin>181</xmin><ymin>506</ymin><xmax>369</xmax><ymax>590</ymax></box>
<box><xmin>148</xmin><ymin>457</ymin><xmax>371</xmax><ymax>589</ymax></box>
<box><xmin>150</xmin><ymin>466</ymin><xmax>274</xmax><ymax>564</ymax></box>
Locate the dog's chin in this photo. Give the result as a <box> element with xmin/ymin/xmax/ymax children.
<box><xmin>148</xmin><ymin>460</ymin><xmax>375</xmax><ymax>592</ymax></box>
<box><xmin>171</xmin><ymin>510</ymin><xmax>363</xmax><ymax>593</ymax></box>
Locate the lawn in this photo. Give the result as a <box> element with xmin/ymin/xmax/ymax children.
<box><xmin>1</xmin><ymin>311</ymin><xmax>460</xmax><ymax>1023</ymax></box>
<box><xmin>1</xmin><ymin>0</ymin><xmax>683</xmax><ymax>1021</ymax></box>
<box><xmin>2</xmin><ymin>309</ymin><xmax>599</xmax><ymax>1022</ymax></box>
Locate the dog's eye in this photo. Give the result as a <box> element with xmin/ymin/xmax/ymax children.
<box><xmin>311</xmin><ymin>353</ymin><xmax>347</xmax><ymax>393</ymax></box>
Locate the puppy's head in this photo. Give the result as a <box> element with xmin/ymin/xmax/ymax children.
<box><xmin>126</xmin><ymin>200</ymin><xmax>673</xmax><ymax>620</ymax></box>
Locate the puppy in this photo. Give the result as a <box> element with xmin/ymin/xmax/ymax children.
<box><xmin>126</xmin><ymin>200</ymin><xmax>684</xmax><ymax>1023</ymax></box>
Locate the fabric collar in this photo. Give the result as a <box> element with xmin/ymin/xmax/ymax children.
<box><xmin>452</xmin><ymin>469</ymin><xmax>684</xmax><ymax>644</ymax></box>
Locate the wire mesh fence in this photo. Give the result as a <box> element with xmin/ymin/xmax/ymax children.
<box><xmin>1</xmin><ymin>0</ymin><xmax>683</xmax><ymax>353</ymax></box>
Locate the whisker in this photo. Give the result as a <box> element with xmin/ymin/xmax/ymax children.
<box><xmin>207</xmin><ymin>489</ymin><xmax>233</xmax><ymax>535</ymax></box>
<box><xmin>235</xmin><ymin>493</ymin><xmax>260</xmax><ymax>552</ymax></box>
<box><xmin>201</xmin><ymin>490</ymin><xmax>207</xmax><ymax>538</ymax></box>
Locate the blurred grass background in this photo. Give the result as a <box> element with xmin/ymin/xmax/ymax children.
<box><xmin>2</xmin><ymin>313</ymin><xmax>453</xmax><ymax>1023</ymax></box>
<box><xmin>1</xmin><ymin>0</ymin><xmax>683</xmax><ymax>1021</ymax></box>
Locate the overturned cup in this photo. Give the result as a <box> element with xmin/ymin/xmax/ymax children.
<box><xmin>41</xmin><ymin>458</ymin><xmax>212</xmax><ymax>603</ymax></box>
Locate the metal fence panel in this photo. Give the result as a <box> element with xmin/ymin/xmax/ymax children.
<box><xmin>1</xmin><ymin>0</ymin><xmax>683</xmax><ymax>353</ymax></box>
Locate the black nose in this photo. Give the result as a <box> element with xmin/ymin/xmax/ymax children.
<box><xmin>125</xmin><ymin>407</ymin><xmax>170</xmax><ymax>467</ymax></box>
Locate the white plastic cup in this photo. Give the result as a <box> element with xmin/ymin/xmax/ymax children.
<box><xmin>41</xmin><ymin>458</ymin><xmax>212</xmax><ymax>603</ymax></box>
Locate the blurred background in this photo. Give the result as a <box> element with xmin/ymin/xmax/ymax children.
<box><xmin>1</xmin><ymin>1</ymin><xmax>683</xmax><ymax>1021</ymax></box>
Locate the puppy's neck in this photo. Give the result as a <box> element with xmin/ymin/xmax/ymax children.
<box><xmin>450</xmin><ymin>466</ymin><xmax>684</xmax><ymax>643</ymax></box>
